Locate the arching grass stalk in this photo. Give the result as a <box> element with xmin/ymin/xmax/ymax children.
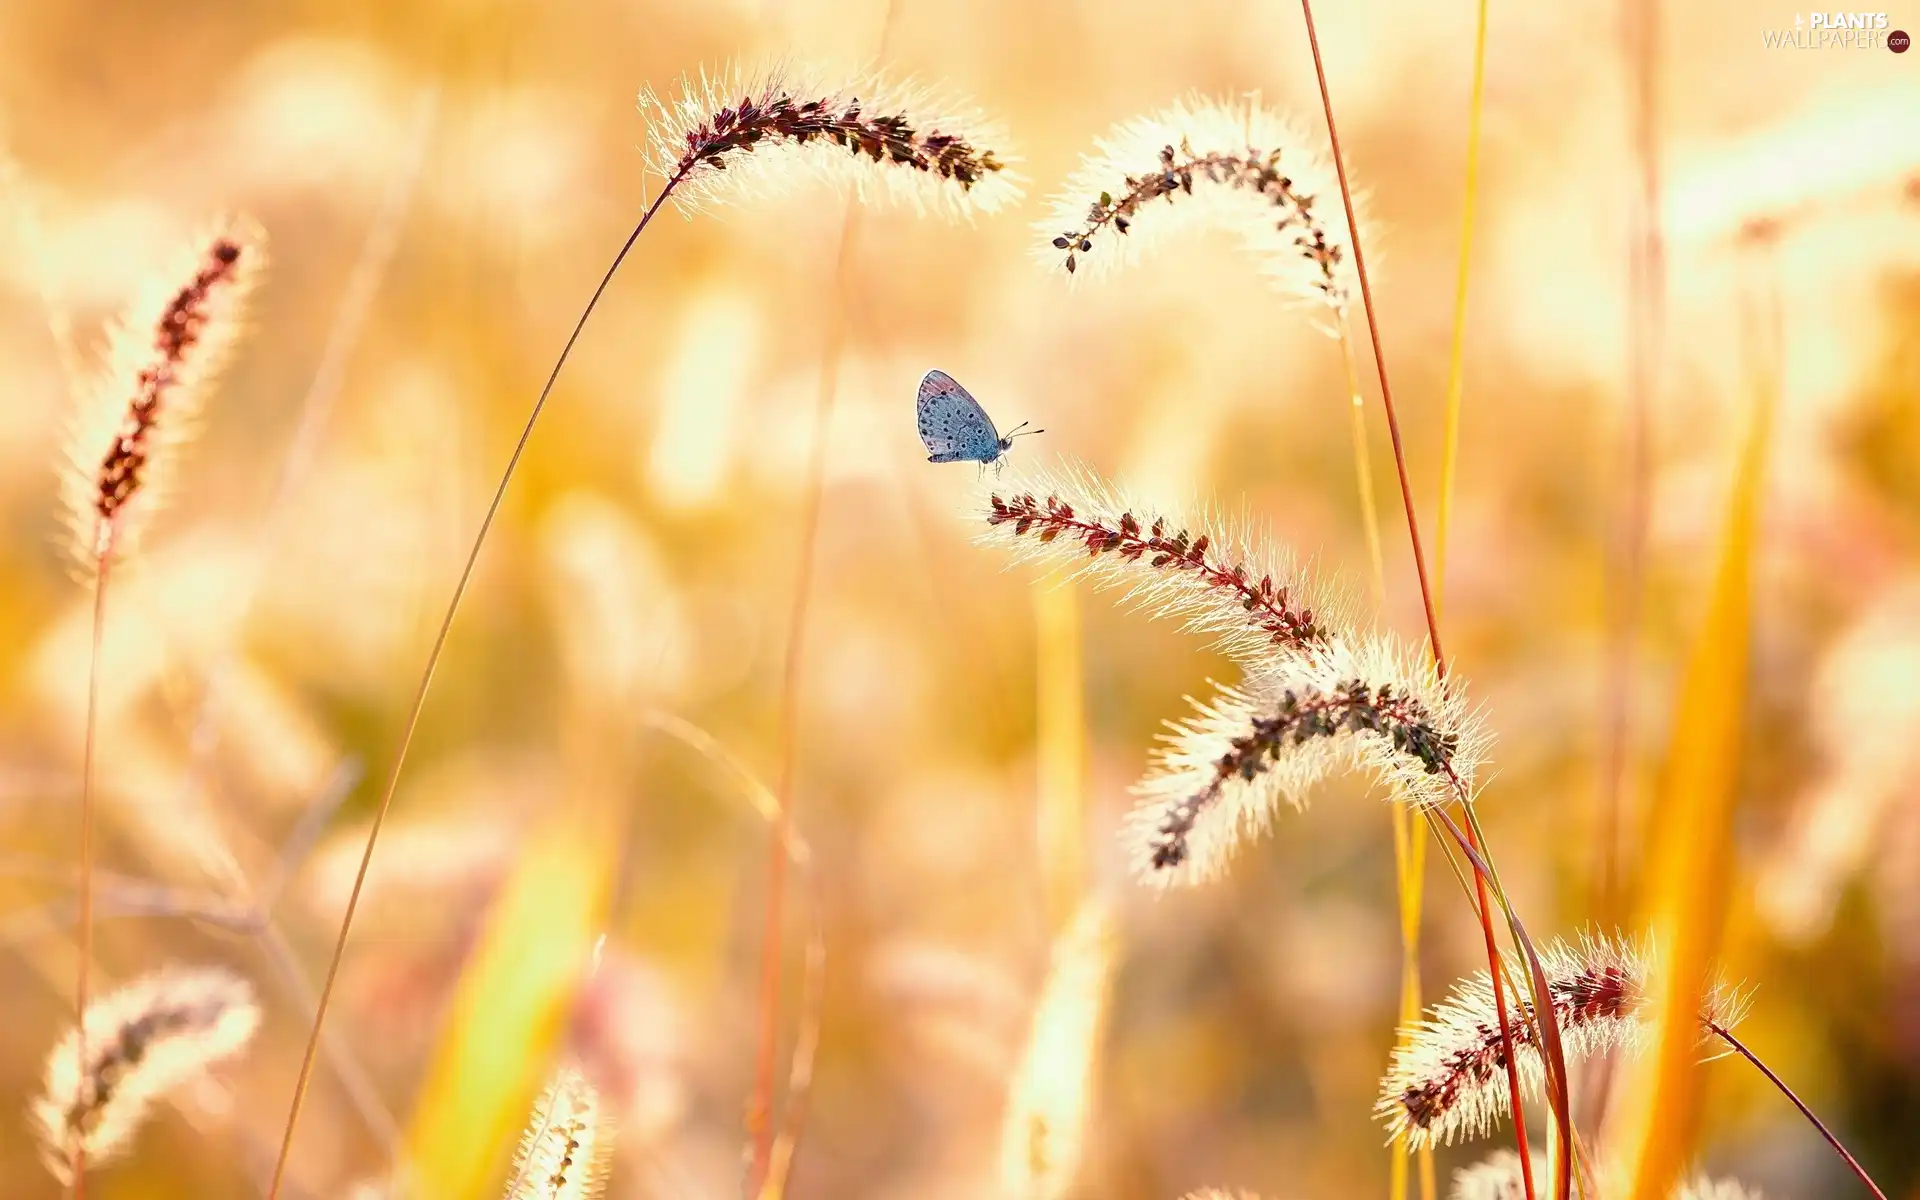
<box><xmin>263</xmin><ymin>66</ymin><xmax>1020</xmax><ymax>1199</ymax></box>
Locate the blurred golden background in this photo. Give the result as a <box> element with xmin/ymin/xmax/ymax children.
<box><xmin>0</xmin><ymin>0</ymin><xmax>1917</xmax><ymax>1197</ymax></box>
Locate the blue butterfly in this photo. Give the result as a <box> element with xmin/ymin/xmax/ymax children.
<box><xmin>916</xmin><ymin>369</ymin><xmax>1043</xmax><ymax>476</ymax></box>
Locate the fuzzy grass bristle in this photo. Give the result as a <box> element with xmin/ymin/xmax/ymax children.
<box><xmin>33</xmin><ymin>964</ymin><xmax>261</xmax><ymax>1183</ymax></box>
<box><xmin>975</xmin><ymin>461</ymin><xmax>1485</xmax><ymax>886</ymax></box>
<box><xmin>1450</xmin><ymin>1149</ymin><xmax>1765</xmax><ymax>1200</ymax></box>
<box><xmin>975</xmin><ymin>462</ymin><xmax>1343</xmax><ymax>673</ymax></box>
<box><xmin>1377</xmin><ymin>932</ymin><xmax>1753</xmax><ymax>1150</ymax></box>
<box><xmin>641</xmin><ymin>62</ymin><xmax>1022</xmax><ymax>219</ymax></box>
<box><xmin>504</xmin><ymin>1064</ymin><xmax>612</xmax><ymax>1200</ymax></box>
<box><xmin>60</xmin><ymin>215</ymin><xmax>265</xmax><ymax>573</ymax></box>
<box><xmin>1037</xmin><ymin>93</ymin><xmax>1364</xmax><ymax>311</ymax></box>
<box><xmin>1126</xmin><ymin>635</ymin><xmax>1484</xmax><ymax>885</ymax></box>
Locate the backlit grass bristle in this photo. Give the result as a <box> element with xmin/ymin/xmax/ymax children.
<box><xmin>1038</xmin><ymin>93</ymin><xmax>1364</xmax><ymax>310</ymax></box>
<box><xmin>1376</xmin><ymin>932</ymin><xmax>1753</xmax><ymax>1150</ymax></box>
<box><xmin>60</xmin><ymin>216</ymin><xmax>265</xmax><ymax>572</ymax></box>
<box><xmin>641</xmin><ymin>61</ymin><xmax>1023</xmax><ymax>219</ymax></box>
<box><xmin>977</xmin><ymin>462</ymin><xmax>1486</xmax><ymax>885</ymax></box>
<box><xmin>998</xmin><ymin>896</ymin><xmax>1120</xmax><ymax>1200</ymax></box>
<box><xmin>1126</xmin><ymin>637</ymin><xmax>1481</xmax><ymax>883</ymax></box>
<box><xmin>977</xmin><ymin>462</ymin><xmax>1337</xmax><ymax>671</ymax></box>
<box><xmin>1451</xmin><ymin>1148</ymin><xmax>1765</xmax><ymax>1200</ymax></box>
<box><xmin>504</xmin><ymin>1064</ymin><xmax>612</xmax><ymax>1200</ymax></box>
<box><xmin>32</xmin><ymin>965</ymin><xmax>261</xmax><ymax>1183</ymax></box>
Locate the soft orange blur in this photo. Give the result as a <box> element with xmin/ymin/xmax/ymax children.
<box><xmin>0</xmin><ymin>1</ymin><xmax>1917</xmax><ymax>1198</ymax></box>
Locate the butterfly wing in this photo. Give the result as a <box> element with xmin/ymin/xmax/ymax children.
<box><xmin>916</xmin><ymin>370</ymin><xmax>1001</xmax><ymax>462</ymax></box>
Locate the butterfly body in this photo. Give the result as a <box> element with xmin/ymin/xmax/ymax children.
<box><xmin>915</xmin><ymin>369</ymin><xmax>1042</xmax><ymax>475</ymax></box>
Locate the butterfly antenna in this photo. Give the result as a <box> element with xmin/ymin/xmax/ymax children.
<box><xmin>1009</xmin><ymin>424</ymin><xmax>1045</xmax><ymax>440</ymax></box>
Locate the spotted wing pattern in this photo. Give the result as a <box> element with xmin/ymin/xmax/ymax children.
<box><xmin>916</xmin><ymin>369</ymin><xmax>1001</xmax><ymax>464</ymax></box>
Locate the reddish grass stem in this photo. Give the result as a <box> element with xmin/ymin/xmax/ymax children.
<box><xmin>1706</xmin><ymin>1022</ymin><xmax>1887</xmax><ymax>1200</ymax></box>
<box><xmin>1293</xmin><ymin>4</ymin><xmax>1566</xmax><ymax>1196</ymax></box>
<box><xmin>263</xmin><ymin>169</ymin><xmax>691</xmax><ymax>1200</ymax></box>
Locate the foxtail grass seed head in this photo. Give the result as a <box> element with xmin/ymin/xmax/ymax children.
<box><xmin>999</xmin><ymin>897</ymin><xmax>1120</xmax><ymax>1200</ymax></box>
<box><xmin>1124</xmin><ymin>633</ymin><xmax>1483</xmax><ymax>885</ymax></box>
<box><xmin>641</xmin><ymin>62</ymin><xmax>1022</xmax><ymax>219</ymax></box>
<box><xmin>1450</xmin><ymin>1149</ymin><xmax>1547</xmax><ymax>1200</ymax></box>
<box><xmin>976</xmin><ymin>462</ymin><xmax>1339</xmax><ymax>673</ymax></box>
<box><xmin>60</xmin><ymin>216</ymin><xmax>265</xmax><ymax>574</ymax></box>
<box><xmin>1377</xmin><ymin>932</ymin><xmax>1753</xmax><ymax>1149</ymax></box>
<box><xmin>1038</xmin><ymin>94</ymin><xmax>1363</xmax><ymax>311</ymax></box>
<box><xmin>1451</xmin><ymin>1150</ymin><xmax>1764</xmax><ymax>1200</ymax></box>
<box><xmin>506</xmin><ymin>1065</ymin><xmax>612</xmax><ymax>1200</ymax></box>
<box><xmin>976</xmin><ymin>462</ymin><xmax>1484</xmax><ymax>886</ymax></box>
<box><xmin>33</xmin><ymin>965</ymin><xmax>261</xmax><ymax>1183</ymax></box>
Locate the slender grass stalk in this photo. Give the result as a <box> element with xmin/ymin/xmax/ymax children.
<box><xmin>1292</xmin><ymin>3</ymin><xmax>1570</xmax><ymax>1195</ymax></box>
<box><xmin>268</xmin><ymin>69</ymin><xmax>1019</xmax><ymax>1185</ymax></box>
<box><xmin>263</xmin><ymin>179</ymin><xmax>686</xmax><ymax>1200</ymax></box>
<box><xmin>1705</xmin><ymin>1022</ymin><xmax>1886</xmax><ymax>1200</ymax></box>
<box><xmin>1422</xmin><ymin>3</ymin><xmax>1490</xmax><ymax>1193</ymax></box>
<box><xmin>746</xmin><ymin>24</ymin><xmax>918</xmax><ymax>1200</ymax></box>
<box><xmin>635</xmin><ymin>712</ymin><xmax>826</xmax><ymax>1200</ymax></box>
<box><xmin>59</xmin><ymin>220</ymin><xmax>261</xmax><ymax>1198</ymax></box>
<box><xmin>1337</xmin><ymin>313</ymin><xmax>1388</xmax><ymax>610</ymax></box>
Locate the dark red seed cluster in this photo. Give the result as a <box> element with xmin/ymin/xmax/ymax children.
<box><xmin>677</xmin><ymin>90</ymin><xmax>1004</xmax><ymax>188</ymax></box>
<box><xmin>987</xmin><ymin>492</ymin><xmax>1326</xmax><ymax>651</ymax></box>
<box><xmin>95</xmin><ymin>236</ymin><xmax>248</xmax><ymax>526</ymax></box>
<box><xmin>1050</xmin><ymin>141</ymin><xmax>1342</xmax><ymax>295</ymax></box>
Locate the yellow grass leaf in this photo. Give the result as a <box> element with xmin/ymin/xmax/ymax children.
<box><xmin>401</xmin><ymin>799</ymin><xmax>617</xmax><ymax>1200</ymax></box>
<box><xmin>1606</xmin><ymin>294</ymin><xmax>1777</xmax><ymax>1199</ymax></box>
<box><xmin>1034</xmin><ymin>576</ymin><xmax>1087</xmax><ymax>932</ymax></box>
